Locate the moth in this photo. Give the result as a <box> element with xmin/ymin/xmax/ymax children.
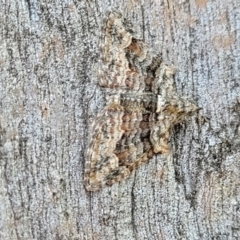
<box><xmin>84</xmin><ymin>12</ymin><xmax>198</xmax><ymax>191</ymax></box>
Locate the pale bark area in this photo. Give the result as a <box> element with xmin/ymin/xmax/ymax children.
<box><xmin>0</xmin><ymin>0</ymin><xmax>240</xmax><ymax>239</ymax></box>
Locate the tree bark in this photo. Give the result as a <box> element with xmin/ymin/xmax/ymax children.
<box><xmin>1</xmin><ymin>0</ymin><xmax>240</xmax><ymax>239</ymax></box>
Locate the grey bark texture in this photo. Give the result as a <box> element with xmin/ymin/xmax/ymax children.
<box><xmin>1</xmin><ymin>0</ymin><xmax>240</xmax><ymax>239</ymax></box>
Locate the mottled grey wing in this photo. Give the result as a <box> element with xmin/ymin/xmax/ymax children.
<box><xmin>84</xmin><ymin>94</ymin><xmax>156</xmax><ymax>191</ymax></box>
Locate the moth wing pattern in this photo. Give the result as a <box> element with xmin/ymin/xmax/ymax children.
<box><xmin>84</xmin><ymin>11</ymin><xmax>198</xmax><ymax>191</ymax></box>
<box><xmin>98</xmin><ymin>11</ymin><xmax>154</xmax><ymax>92</ymax></box>
<box><xmin>84</xmin><ymin>94</ymin><xmax>156</xmax><ymax>191</ymax></box>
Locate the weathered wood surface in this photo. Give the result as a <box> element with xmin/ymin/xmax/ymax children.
<box><xmin>0</xmin><ymin>0</ymin><xmax>239</xmax><ymax>239</ymax></box>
